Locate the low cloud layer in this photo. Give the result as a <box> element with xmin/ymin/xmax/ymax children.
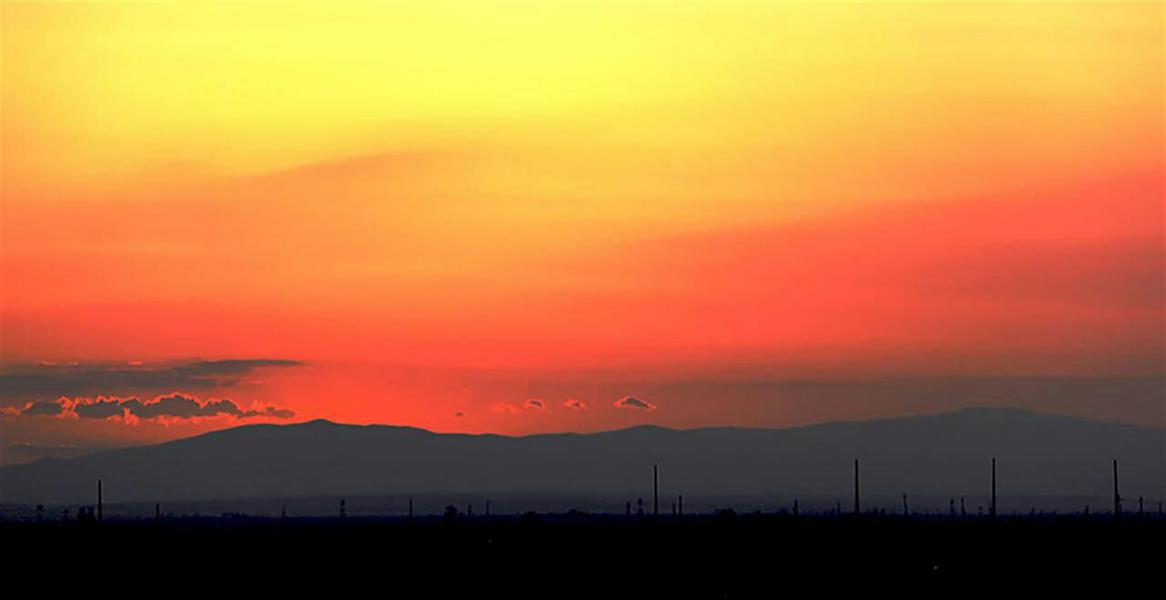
<box><xmin>21</xmin><ymin>401</ymin><xmax>65</xmax><ymax>417</ymax></box>
<box><xmin>14</xmin><ymin>393</ymin><xmax>295</xmax><ymax>423</ymax></box>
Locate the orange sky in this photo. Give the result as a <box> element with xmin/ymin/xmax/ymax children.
<box><xmin>1</xmin><ymin>2</ymin><xmax>1163</xmax><ymax>462</ymax></box>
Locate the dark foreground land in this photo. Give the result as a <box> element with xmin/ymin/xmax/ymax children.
<box><xmin>4</xmin><ymin>513</ymin><xmax>1162</xmax><ymax>593</ymax></box>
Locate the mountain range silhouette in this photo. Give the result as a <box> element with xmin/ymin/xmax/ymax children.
<box><xmin>2</xmin><ymin>407</ymin><xmax>1161</xmax><ymax>507</ymax></box>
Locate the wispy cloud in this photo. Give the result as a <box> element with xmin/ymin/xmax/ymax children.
<box><xmin>614</xmin><ymin>396</ymin><xmax>656</xmax><ymax>411</ymax></box>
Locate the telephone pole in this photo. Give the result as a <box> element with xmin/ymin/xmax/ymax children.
<box><xmin>653</xmin><ymin>465</ymin><xmax>659</xmax><ymax>517</ymax></box>
<box><xmin>990</xmin><ymin>458</ymin><xmax>997</xmax><ymax>519</ymax></box>
<box><xmin>1113</xmin><ymin>459</ymin><xmax>1122</xmax><ymax>517</ymax></box>
<box><xmin>853</xmin><ymin>459</ymin><xmax>861</xmax><ymax>515</ymax></box>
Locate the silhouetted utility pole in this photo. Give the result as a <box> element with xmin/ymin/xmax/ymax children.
<box><xmin>97</xmin><ymin>480</ymin><xmax>103</xmax><ymax>523</ymax></box>
<box><xmin>1113</xmin><ymin>459</ymin><xmax>1122</xmax><ymax>517</ymax></box>
<box><xmin>990</xmin><ymin>458</ymin><xmax>997</xmax><ymax>519</ymax></box>
<box><xmin>793</xmin><ymin>499</ymin><xmax>799</xmax><ymax>517</ymax></box>
<box><xmin>960</xmin><ymin>497</ymin><xmax>966</xmax><ymax>517</ymax></box>
<box><xmin>949</xmin><ymin>498</ymin><xmax>955</xmax><ymax>517</ymax></box>
<box><xmin>653</xmin><ymin>465</ymin><xmax>659</xmax><ymax>517</ymax></box>
<box><xmin>853</xmin><ymin>459</ymin><xmax>860</xmax><ymax>515</ymax></box>
<box><xmin>340</xmin><ymin>498</ymin><xmax>347</xmax><ymax>518</ymax></box>
<box><xmin>902</xmin><ymin>493</ymin><xmax>909</xmax><ymax>516</ymax></box>
<box><xmin>1138</xmin><ymin>496</ymin><xmax>1143</xmax><ymax>516</ymax></box>
<box><xmin>485</xmin><ymin>500</ymin><xmax>491</xmax><ymax>518</ymax></box>
<box><xmin>678</xmin><ymin>494</ymin><xmax>683</xmax><ymax>517</ymax></box>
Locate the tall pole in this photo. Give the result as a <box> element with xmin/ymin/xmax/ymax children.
<box><xmin>653</xmin><ymin>465</ymin><xmax>659</xmax><ymax>517</ymax></box>
<box><xmin>1113</xmin><ymin>459</ymin><xmax>1121</xmax><ymax>517</ymax></box>
<box><xmin>990</xmin><ymin>458</ymin><xmax>997</xmax><ymax>518</ymax></box>
<box><xmin>97</xmin><ymin>479</ymin><xmax>103</xmax><ymax>523</ymax></box>
<box><xmin>853</xmin><ymin>459</ymin><xmax>860</xmax><ymax>515</ymax></box>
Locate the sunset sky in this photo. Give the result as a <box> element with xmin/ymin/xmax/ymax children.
<box><xmin>1</xmin><ymin>2</ymin><xmax>1162</xmax><ymax>464</ymax></box>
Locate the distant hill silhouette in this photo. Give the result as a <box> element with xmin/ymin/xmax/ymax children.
<box><xmin>1</xmin><ymin>407</ymin><xmax>1161</xmax><ymax>505</ymax></box>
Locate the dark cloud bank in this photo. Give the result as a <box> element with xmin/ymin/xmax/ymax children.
<box><xmin>0</xmin><ymin>359</ymin><xmax>302</xmax><ymax>405</ymax></box>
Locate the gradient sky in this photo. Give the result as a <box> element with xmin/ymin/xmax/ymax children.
<box><xmin>1</xmin><ymin>2</ymin><xmax>1163</xmax><ymax>464</ymax></box>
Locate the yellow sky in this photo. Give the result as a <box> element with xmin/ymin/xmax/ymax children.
<box><xmin>1</xmin><ymin>2</ymin><xmax>1162</xmax><ymax>444</ymax></box>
